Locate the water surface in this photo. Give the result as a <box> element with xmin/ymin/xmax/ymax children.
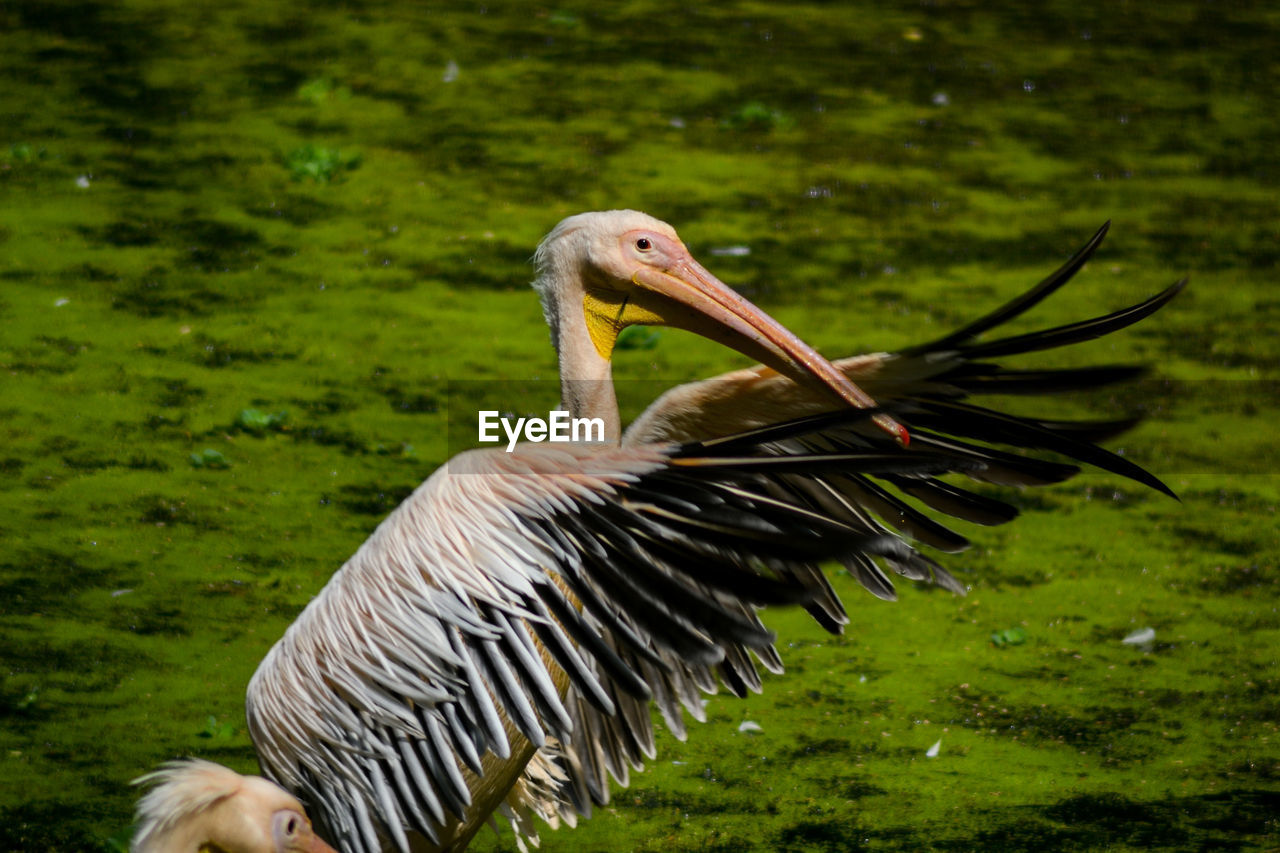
<box><xmin>0</xmin><ymin>1</ymin><xmax>1276</xmax><ymax>850</ymax></box>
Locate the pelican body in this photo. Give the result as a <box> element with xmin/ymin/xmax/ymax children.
<box><xmin>135</xmin><ymin>211</ymin><xmax>1183</xmax><ymax>853</ymax></box>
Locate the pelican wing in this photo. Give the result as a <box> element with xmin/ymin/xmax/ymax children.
<box><xmin>245</xmin><ymin>431</ymin><xmax>999</xmax><ymax>853</ymax></box>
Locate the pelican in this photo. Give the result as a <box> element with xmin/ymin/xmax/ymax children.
<box><xmin>132</xmin><ymin>759</ymin><xmax>338</xmax><ymax>852</ymax></box>
<box><xmin>135</xmin><ymin>211</ymin><xmax>1183</xmax><ymax>853</ymax></box>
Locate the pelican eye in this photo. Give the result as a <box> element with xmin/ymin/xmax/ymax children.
<box><xmin>635</xmin><ymin>237</ymin><xmax>652</xmax><ymax>251</ymax></box>
<box><xmin>272</xmin><ymin>809</ymin><xmax>309</xmax><ymax>848</ymax></box>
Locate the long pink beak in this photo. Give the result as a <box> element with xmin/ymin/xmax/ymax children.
<box><xmin>631</xmin><ymin>255</ymin><xmax>909</xmax><ymax>445</ymax></box>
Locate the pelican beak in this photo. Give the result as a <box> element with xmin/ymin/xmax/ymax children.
<box><xmin>602</xmin><ymin>254</ymin><xmax>909</xmax><ymax>445</ymax></box>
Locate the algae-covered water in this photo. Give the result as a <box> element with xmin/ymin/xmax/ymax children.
<box><xmin>1</xmin><ymin>1</ymin><xmax>1277</xmax><ymax>850</ymax></box>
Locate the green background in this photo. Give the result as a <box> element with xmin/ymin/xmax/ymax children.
<box><xmin>0</xmin><ymin>1</ymin><xmax>1276</xmax><ymax>850</ymax></box>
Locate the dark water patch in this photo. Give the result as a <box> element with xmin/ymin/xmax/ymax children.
<box><xmin>60</xmin><ymin>450</ymin><xmax>118</xmax><ymax>471</ymax></box>
<box><xmin>1168</xmin><ymin>521</ymin><xmax>1258</xmax><ymax>559</ymax></box>
<box><xmin>240</xmin><ymin>13</ymin><xmax>324</xmax><ymax>49</ymax></box>
<box><xmin>1029</xmin><ymin>790</ymin><xmax>1278</xmax><ymax>852</ymax></box>
<box><xmin>1133</xmin><ymin>688</ymin><xmax>1190</xmax><ymax>712</ymax></box>
<box><xmin>1225</xmin><ymin>756</ymin><xmax>1279</xmax><ymax>781</ymax></box>
<box><xmin>842</xmin><ymin>779</ymin><xmax>886</xmax><ymax>800</ymax></box>
<box><xmin>293</xmin><ymin>425</ymin><xmax>368</xmax><ymax>455</ymax></box>
<box><xmin>4</xmin><ymin>336</ymin><xmax>90</xmax><ymax>375</ymax></box>
<box><xmin>0</xmin><ymin>630</ymin><xmax>146</xmax><ymax>687</ymax></box>
<box><xmin>143</xmin><ymin>412</ymin><xmax>188</xmax><ymax>435</ymax></box>
<box><xmin>0</xmin><ymin>549</ymin><xmax>128</xmax><ymax>614</ymax></box>
<box><xmin>1206</xmin><ymin>607</ymin><xmax>1280</xmax><ymax>634</ymax></box>
<box><xmin>99</xmin><ymin>219</ymin><xmax>159</xmax><ymax>247</ymax></box>
<box><xmin>71</xmin><ymin>263</ymin><xmax>121</xmax><ymax>285</ymax></box>
<box><xmin>0</xmin><ymin>676</ymin><xmax>57</xmax><ymax>727</ymax></box>
<box><xmin>787</xmin><ymin>735</ymin><xmax>857</xmax><ymax>760</ymax></box>
<box><xmin>153</xmin><ymin>377</ymin><xmax>205</xmax><ymax>408</ymax></box>
<box><xmin>774</xmin><ymin>687</ymin><xmax>870</xmax><ymax>713</ymax></box>
<box><xmin>230</xmin><ymin>551</ymin><xmax>290</xmax><ymax>575</ymax></box>
<box><xmin>106</xmin><ymin>149</ymin><xmax>241</xmax><ymax>191</ymax></box>
<box><xmin>199</xmin><ymin>579</ymin><xmax>256</xmax><ymax>599</ymax></box>
<box><xmin>291</xmin><ymin>389</ymin><xmax>354</xmax><ymax>416</ymax></box>
<box><xmin>190</xmin><ymin>333</ymin><xmax>299</xmax><ymax>368</ymax></box>
<box><xmin>126</xmin><ymin>454</ymin><xmax>170</xmax><ymax>472</ymax></box>
<box><xmin>1147</xmin><ymin>319</ymin><xmax>1280</xmax><ymax>372</ymax></box>
<box><xmin>2</xmin><ymin>359</ymin><xmax>76</xmax><ymax>376</ymax></box>
<box><xmin>1204</xmin><ymin>134</ymin><xmax>1280</xmax><ymax>182</ymax></box>
<box><xmin>1197</xmin><ymin>563</ymin><xmax>1275</xmax><ymax>596</ymax></box>
<box><xmin>627</xmin><ymin>785</ymin><xmax>760</xmax><ymax>816</ymax></box>
<box><xmin>108</xmin><ymin>603</ymin><xmax>189</xmax><ymax>637</ymax></box>
<box><xmin>100</xmin><ymin>122</ymin><xmax>156</xmax><ymax>147</ymax></box>
<box><xmin>1004</xmin><ymin>664</ymin><xmax>1074</xmax><ymax>682</ymax></box>
<box><xmin>7</xmin><ymin>0</ymin><xmax>139</xmax><ymax>46</ymax></box>
<box><xmin>1144</xmin><ymin>222</ymin><xmax>1280</xmax><ymax>273</ymax></box>
<box><xmin>79</xmin><ymin>70</ymin><xmax>197</xmax><ymax>119</ymax></box>
<box><xmin>239</xmin><ymin>59</ymin><xmax>310</xmax><ymax>99</ymax></box>
<box><xmin>177</xmin><ymin>217</ymin><xmax>266</xmax><ymax>272</ymax></box>
<box><xmin>916</xmin><ymin>788</ymin><xmax>1280</xmax><ymax>852</ymax></box>
<box><xmin>418</xmin><ymin>242</ymin><xmax>534</xmax><ymax>291</ymax></box>
<box><xmin>134</xmin><ymin>494</ymin><xmax>218</xmax><ymax>530</ymax></box>
<box><xmin>774</xmin><ymin>815</ymin><xmax>866</xmax><ymax>853</ymax></box>
<box><xmin>111</xmin><ymin>275</ymin><xmax>230</xmax><ymax>318</ymax></box>
<box><xmin>0</xmin><ymin>797</ymin><xmax>121</xmax><ymax>853</ymax></box>
<box><xmin>886</xmin><ymin>227</ymin><xmax>1122</xmax><ymax>273</ymax></box>
<box><xmin>336</xmin><ymin>481</ymin><xmax>415</xmax><ymax>516</ymax></box>
<box><xmin>93</xmin><ymin>215</ymin><xmax>268</xmax><ymax>272</ymax></box>
<box><xmin>39</xmin><ymin>435</ymin><xmax>78</xmax><ymax>454</ymax></box>
<box><xmin>380</xmin><ymin>384</ymin><xmax>441</xmax><ymax>414</ymax></box>
<box><xmin>33</xmin><ymin>335</ymin><xmax>90</xmax><ymax>355</ymax></box>
<box><xmin>948</xmin><ymin>690</ymin><xmax>1158</xmax><ymax>764</ymax></box>
<box><xmin>245</xmin><ymin>193</ymin><xmax>339</xmax><ymax>226</ymax></box>
<box><xmin>988</xmin><ymin>568</ymin><xmax>1052</xmax><ymax>588</ymax></box>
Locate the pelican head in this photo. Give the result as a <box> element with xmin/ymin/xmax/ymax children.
<box><xmin>131</xmin><ymin>760</ymin><xmax>338</xmax><ymax>853</ymax></box>
<box><xmin>533</xmin><ymin>210</ymin><xmax>905</xmax><ymax>443</ymax></box>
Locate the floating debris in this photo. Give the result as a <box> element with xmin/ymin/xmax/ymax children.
<box><xmin>738</xmin><ymin>720</ymin><xmax>763</xmax><ymax>734</ymax></box>
<box><xmin>236</xmin><ymin>408</ymin><xmax>289</xmax><ymax>434</ymax></box>
<box><xmin>1122</xmin><ymin>627</ymin><xmax>1156</xmax><ymax>649</ymax></box>
<box><xmin>990</xmin><ymin>626</ymin><xmax>1027</xmax><ymax>647</ymax></box>
<box><xmin>190</xmin><ymin>448</ymin><xmax>229</xmax><ymax>469</ymax></box>
<box><xmin>926</xmin><ymin>739</ymin><xmax>942</xmax><ymax>758</ymax></box>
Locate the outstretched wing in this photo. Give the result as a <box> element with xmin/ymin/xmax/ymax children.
<box><xmin>245</xmin><ymin>429</ymin><xmax>1015</xmax><ymax>853</ymax></box>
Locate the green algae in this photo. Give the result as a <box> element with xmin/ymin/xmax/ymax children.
<box><xmin>1</xmin><ymin>0</ymin><xmax>1277</xmax><ymax>851</ymax></box>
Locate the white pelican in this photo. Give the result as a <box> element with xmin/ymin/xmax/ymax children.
<box><xmin>132</xmin><ymin>759</ymin><xmax>338</xmax><ymax>852</ymax></box>
<box><xmin>135</xmin><ymin>211</ymin><xmax>1183</xmax><ymax>853</ymax></box>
